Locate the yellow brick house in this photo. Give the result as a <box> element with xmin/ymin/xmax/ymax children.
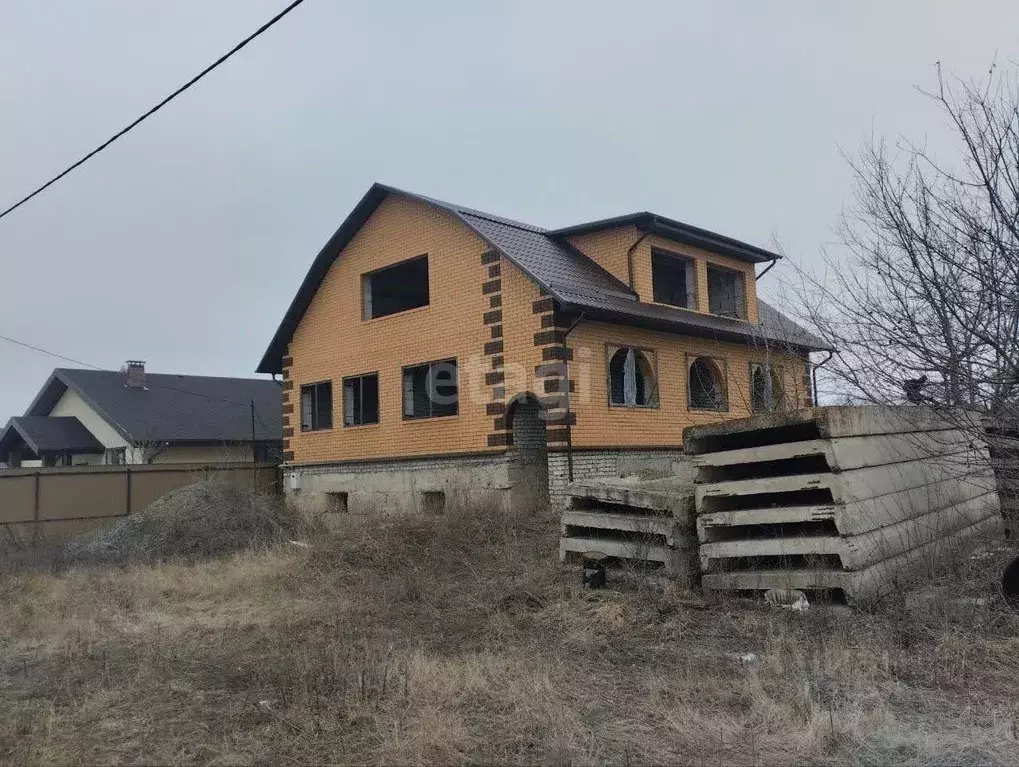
<box><xmin>258</xmin><ymin>183</ymin><xmax>828</xmax><ymax>513</ymax></box>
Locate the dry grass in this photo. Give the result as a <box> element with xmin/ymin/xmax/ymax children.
<box><xmin>1</xmin><ymin>502</ymin><xmax>1018</xmax><ymax>765</ymax></box>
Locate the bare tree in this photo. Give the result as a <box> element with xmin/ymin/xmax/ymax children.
<box><xmin>790</xmin><ymin>63</ymin><xmax>1019</xmax><ymax>420</ymax></box>
<box><xmin>783</xmin><ymin>63</ymin><xmax>1019</xmax><ymax>541</ymax></box>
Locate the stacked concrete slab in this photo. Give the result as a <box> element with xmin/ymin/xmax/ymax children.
<box><xmin>684</xmin><ymin>406</ymin><xmax>1003</xmax><ymax>603</ymax></box>
<box><xmin>560</xmin><ymin>473</ymin><xmax>699</xmax><ymax>586</ymax></box>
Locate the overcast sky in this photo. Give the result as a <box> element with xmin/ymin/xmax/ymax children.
<box><xmin>1</xmin><ymin>1</ymin><xmax>1016</xmax><ymax>415</ymax></box>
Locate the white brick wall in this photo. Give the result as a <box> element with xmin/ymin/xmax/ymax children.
<box><xmin>547</xmin><ymin>448</ymin><xmax>690</xmax><ymax>509</ymax></box>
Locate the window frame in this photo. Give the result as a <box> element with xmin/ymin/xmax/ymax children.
<box><xmin>686</xmin><ymin>354</ymin><xmax>729</xmax><ymax>412</ymax></box>
<box><xmin>706</xmin><ymin>263</ymin><xmax>747</xmax><ymax>319</ymax></box>
<box><xmin>749</xmin><ymin>361</ymin><xmax>785</xmax><ymax>413</ymax></box>
<box><xmin>401</xmin><ymin>357</ymin><xmax>459</xmax><ymax>421</ymax></box>
<box><xmin>361</xmin><ymin>254</ymin><xmax>430</xmax><ymax>321</ymax></box>
<box><xmin>300</xmin><ymin>380</ymin><xmax>334</xmax><ymax>432</ymax></box>
<box><xmin>605</xmin><ymin>343</ymin><xmax>660</xmax><ymax>409</ymax></box>
<box><xmin>651</xmin><ymin>247</ymin><xmax>697</xmax><ymax>310</ymax></box>
<box><xmin>342</xmin><ymin>372</ymin><xmax>381</xmax><ymax>427</ymax></box>
<box><xmin>105</xmin><ymin>447</ymin><xmax>126</xmax><ymax>466</ymax></box>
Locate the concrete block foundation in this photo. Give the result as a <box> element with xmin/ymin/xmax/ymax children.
<box><xmin>287</xmin><ymin>453</ymin><xmax>522</xmax><ymax>518</ymax></box>
<box><xmin>288</xmin><ymin>447</ymin><xmax>694</xmax><ymax>519</ymax></box>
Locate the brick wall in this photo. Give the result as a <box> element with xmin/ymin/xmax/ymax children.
<box><xmin>547</xmin><ymin>448</ymin><xmax>690</xmax><ymax>509</ymax></box>
<box><xmin>280</xmin><ymin>197</ymin><xmax>809</xmax><ymax>469</ymax></box>
<box><xmin>283</xmin><ymin>195</ymin><xmax>495</xmax><ymax>464</ymax></box>
<box><xmin>567</xmin><ymin>227</ymin><xmax>761</xmax><ymax>323</ymax></box>
<box><xmin>483</xmin><ymin>259</ymin><xmax>573</xmax><ymax>450</ymax></box>
<box><xmin>565</xmin><ymin>319</ymin><xmax>809</xmax><ymax>449</ymax></box>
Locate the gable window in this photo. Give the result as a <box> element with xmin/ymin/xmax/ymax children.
<box><xmin>750</xmin><ymin>363</ymin><xmax>783</xmax><ymax>413</ymax></box>
<box><xmin>707</xmin><ymin>265</ymin><xmax>745</xmax><ymax>319</ymax></box>
<box><xmin>362</xmin><ymin>255</ymin><xmax>429</xmax><ymax>319</ymax></box>
<box><xmin>343</xmin><ymin>373</ymin><xmax>380</xmax><ymax>426</ymax></box>
<box><xmin>652</xmin><ymin>249</ymin><xmax>696</xmax><ymax>309</ymax></box>
<box><xmin>402</xmin><ymin>358</ymin><xmax>458</xmax><ymax>419</ymax></box>
<box><xmin>608</xmin><ymin>346</ymin><xmax>658</xmax><ymax>407</ymax></box>
<box><xmin>300</xmin><ymin>381</ymin><xmax>333</xmax><ymax>431</ymax></box>
<box><xmin>688</xmin><ymin>356</ymin><xmax>727</xmax><ymax>411</ymax></box>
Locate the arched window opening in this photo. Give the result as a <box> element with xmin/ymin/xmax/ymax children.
<box><xmin>751</xmin><ymin>363</ymin><xmax>783</xmax><ymax>413</ymax></box>
<box><xmin>608</xmin><ymin>347</ymin><xmax>658</xmax><ymax>407</ymax></box>
<box><xmin>689</xmin><ymin>357</ymin><xmax>726</xmax><ymax>411</ymax></box>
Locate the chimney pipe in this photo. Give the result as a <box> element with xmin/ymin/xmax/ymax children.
<box><xmin>125</xmin><ymin>360</ymin><xmax>146</xmax><ymax>389</ymax></box>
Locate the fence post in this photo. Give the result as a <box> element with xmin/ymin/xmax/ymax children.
<box><xmin>126</xmin><ymin>469</ymin><xmax>132</xmax><ymax>515</ymax></box>
<box><xmin>33</xmin><ymin>472</ymin><xmax>40</xmax><ymax>543</ymax></box>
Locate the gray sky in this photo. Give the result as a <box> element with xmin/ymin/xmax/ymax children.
<box><xmin>1</xmin><ymin>0</ymin><xmax>1016</xmax><ymax>415</ymax></box>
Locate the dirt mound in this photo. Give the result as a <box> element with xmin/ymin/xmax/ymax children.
<box><xmin>59</xmin><ymin>480</ymin><xmax>311</xmax><ymax>567</ymax></box>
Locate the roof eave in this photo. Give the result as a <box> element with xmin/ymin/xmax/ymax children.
<box><xmin>257</xmin><ymin>184</ymin><xmax>392</xmax><ymax>374</ymax></box>
<box><xmin>550</xmin><ymin>213</ymin><xmax>780</xmax><ymax>264</ymax></box>
<box><xmin>644</xmin><ymin>216</ymin><xmax>779</xmax><ymax>264</ymax></box>
<box><xmin>557</xmin><ymin>301</ymin><xmax>831</xmax><ymax>353</ymax></box>
<box><xmin>7</xmin><ymin>419</ymin><xmax>41</xmax><ymax>455</ymax></box>
<box><xmin>23</xmin><ymin>373</ymin><xmax>68</xmax><ymax>418</ymax></box>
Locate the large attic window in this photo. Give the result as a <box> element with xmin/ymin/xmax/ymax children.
<box><xmin>707</xmin><ymin>265</ymin><xmax>745</xmax><ymax>319</ymax></box>
<box><xmin>362</xmin><ymin>255</ymin><xmax>429</xmax><ymax>319</ymax></box>
<box><xmin>652</xmin><ymin>249</ymin><xmax>695</xmax><ymax>309</ymax></box>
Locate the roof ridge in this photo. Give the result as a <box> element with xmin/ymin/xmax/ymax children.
<box><xmin>457</xmin><ymin>209</ymin><xmax>548</xmax><ymax>233</ymax></box>
<box><xmin>60</xmin><ymin>367</ymin><xmax>274</xmax><ymax>382</ymax></box>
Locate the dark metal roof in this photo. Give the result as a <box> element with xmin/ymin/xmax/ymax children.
<box><xmin>24</xmin><ymin>369</ymin><xmax>282</xmax><ymax>444</ymax></box>
<box><xmin>257</xmin><ymin>183</ymin><xmax>826</xmax><ymax>374</ymax></box>
<box><xmin>549</xmin><ymin>212</ymin><xmax>781</xmax><ymax>264</ymax></box>
<box><xmin>458</xmin><ymin>212</ymin><xmax>631</xmax><ymax>299</ymax></box>
<box><xmin>0</xmin><ymin>416</ymin><xmax>104</xmax><ymax>456</ymax></box>
<box><xmin>553</xmin><ymin>290</ymin><xmax>830</xmax><ymax>351</ymax></box>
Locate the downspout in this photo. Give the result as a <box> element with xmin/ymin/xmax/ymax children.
<box><xmin>625</xmin><ymin>228</ymin><xmax>652</xmax><ymax>292</ymax></box>
<box><xmin>561</xmin><ymin>310</ymin><xmax>586</xmax><ymax>483</ymax></box>
<box><xmin>811</xmin><ymin>350</ymin><xmax>834</xmax><ymax>406</ymax></box>
<box><xmin>755</xmin><ymin>256</ymin><xmax>779</xmax><ymax>281</ymax></box>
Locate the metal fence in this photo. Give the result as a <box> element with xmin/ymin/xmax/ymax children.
<box><xmin>0</xmin><ymin>463</ymin><xmax>280</xmax><ymax>541</ymax></box>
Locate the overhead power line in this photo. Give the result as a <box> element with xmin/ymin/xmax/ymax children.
<box><xmin>0</xmin><ymin>333</ymin><xmax>102</xmax><ymax>370</ymax></box>
<box><xmin>0</xmin><ymin>0</ymin><xmax>308</xmax><ymax>222</ymax></box>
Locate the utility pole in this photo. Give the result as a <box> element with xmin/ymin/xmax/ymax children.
<box><xmin>250</xmin><ymin>399</ymin><xmax>257</xmax><ymax>490</ymax></box>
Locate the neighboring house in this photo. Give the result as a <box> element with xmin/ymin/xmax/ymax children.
<box><xmin>0</xmin><ymin>362</ymin><xmax>282</xmax><ymax>468</ymax></box>
<box><xmin>258</xmin><ymin>183</ymin><xmax>829</xmax><ymax>513</ymax></box>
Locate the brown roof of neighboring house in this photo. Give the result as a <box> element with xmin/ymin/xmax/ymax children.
<box><xmin>257</xmin><ymin>183</ymin><xmax>830</xmax><ymax>374</ymax></box>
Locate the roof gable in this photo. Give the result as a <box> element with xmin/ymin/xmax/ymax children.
<box><xmin>0</xmin><ymin>416</ymin><xmax>104</xmax><ymax>457</ymax></box>
<box><xmin>257</xmin><ymin>183</ymin><xmax>631</xmax><ymax>373</ymax></box>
